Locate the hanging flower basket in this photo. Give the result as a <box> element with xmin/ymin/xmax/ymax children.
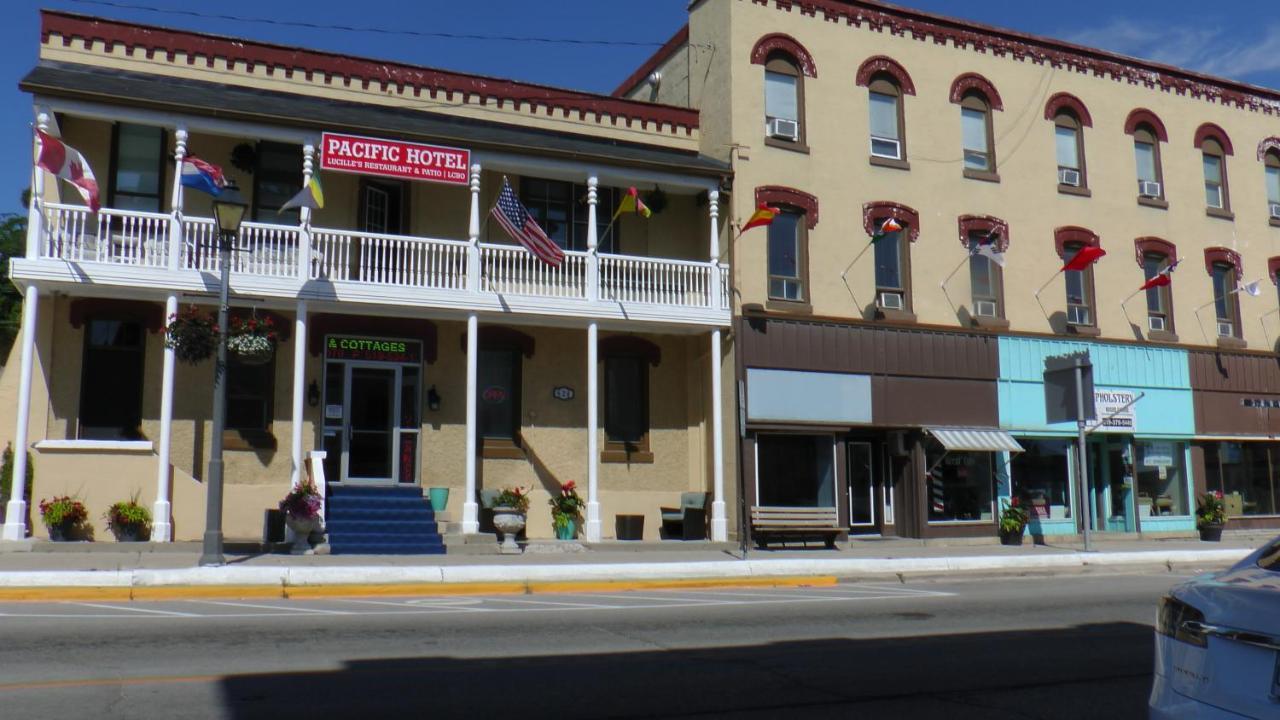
<box><xmin>165</xmin><ymin>305</ymin><xmax>219</xmax><ymax>365</ymax></box>
<box><xmin>227</xmin><ymin>314</ymin><xmax>278</xmax><ymax>365</ymax></box>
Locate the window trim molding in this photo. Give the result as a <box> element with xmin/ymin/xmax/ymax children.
<box><xmin>1203</xmin><ymin>246</ymin><xmax>1243</xmax><ymax>278</ymax></box>
<box><xmin>461</xmin><ymin>326</ymin><xmax>536</xmax><ymax>358</ymax></box>
<box><xmin>1043</xmin><ymin>92</ymin><xmax>1092</xmax><ymax>127</ymax></box>
<box><xmin>1053</xmin><ymin>226</ymin><xmax>1100</xmax><ymax>258</ymax></box>
<box><xmin>750</xmin><ymin>33</ymin><xmax>817</xmax><ymax>77</ymax></box>
<box><xmin>1124</xmin><ymin>109</ymin><xmax>1169</xmax><ymax>142</ymax></box>
<box><xmin>764</xmin><ymin>204</ymin><xmax>811</xmax><ymax>309</ymax></box>
<box><xmin>1136</xmin><ymin>238</ymin><xmax>1177</xmax><ymax>338</ymax></box>
<box><xmin>855</xmin><ymin>55</ymin><xmax>915</xmax><ymax>95</ymax></box>
<box><xmin>1060</xmin><ymin>240</ymin><xmax>1099</xmax><ymax>331</ymax></box>
<box><xmin>1134</xmin><ymin>237</ymin><xmax>1176</xmax><ymax>268</ymax></box>
<box><xmin>1257</xmin><ymin>137</ymin><xmax>1280</xmax><ymax>161</ymax></box>
<box><xmin>1193</xmin><ymin>123</ymin><xmax>1235</xmax><ymax>155</ymax></box>
<box><xmin>1053</xmin><ymin>110</ymin><xmax>1088</xmax><ymax>191</ymax></box>
<box><xmin>598</xmin><ymin>335</ymin><xmax>661</xmax><ymax>366</ymax></box>
<box><xmin>756</xmin><ymin>186</ymin><xmax>818</xmax><ymax>228</ymax></box>
<box><xmin>956</xmin><ymin>215</ymin><xmax>1009</xmax><ymax>251</ymax></box>
<box><xmin>862</xmin><ymin>201</ymin><xmax>919</xmax><ymax>242</ymax></box>
<box><xmin>476</xmin><ymin>342</ymin><xmax>527</xmax><ymax>458</ymax></box>
<box><xmin>76</xmin><ymin>315</ymin><xmax>147</xmax><ymax>441</ymax></box>
<box><xmin>948</xmin><ymin>73</ymin><xmax>1004</xmax><ymax>110</ymax></box>
<box><xmin>68</xmin><ymin>298</ymin><xmax>164</xmax><ymax>333</ymax></box>
<box><xmin>600</xmin><ymin>343</ymin><xmax>656</xmax><ymax>464</ymax></box>
<box><xmin>106</xmin><ymin>122</ymin><xmax>168</xmax><ymax>214</ymax></box>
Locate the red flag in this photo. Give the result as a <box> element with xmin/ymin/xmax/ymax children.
<box><xmin>1061</xmin><ymin>245</ymin><xmax>1105</xmax><ymax>272</ymax></box>
<box><xmin>35</xmin><ymin>130</ymin><xmax>100</xmax><ymax>212</ymax></box>
<box><xmin>1138</xmin><ymin>273</ymin><xmax>1171</xmax><ymax>292</ymax></box>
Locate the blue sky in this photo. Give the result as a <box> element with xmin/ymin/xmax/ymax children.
<box><xmin>4</xmin><ymin>0</ymin><xmax>1280</xmax><ymax>215</ymax></box>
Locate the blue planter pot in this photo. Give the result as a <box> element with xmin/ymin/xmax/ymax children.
<box><xmin>428</xmin><ymin>487</ymin><xmax>450</xmax><ymax>512</ymax></box>
<box><xmin>555</xmin><ymin>518</ymin><xmax>577</xmax><ymax>540</ymax></box>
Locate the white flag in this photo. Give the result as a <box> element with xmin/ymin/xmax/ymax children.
<box><xmin>1240</xmin><ymin>280</ymin><xmax>1263</xmax><ymax>297</ymax></box>
<box><xmin>975</xmin><ymin>242</ymin><xmax>1006</xmax><ymax>267</ymax></box>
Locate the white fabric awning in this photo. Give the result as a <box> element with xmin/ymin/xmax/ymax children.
<box><xmin>926</xmin><ymin>427</ymin><xmax>1024</xmax><ymax>453</ymax></box>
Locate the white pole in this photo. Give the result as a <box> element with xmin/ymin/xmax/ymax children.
<box><xmin>2</xmin><ymin>286</ymin><xmax>39</xmax><ymax>541</ymax></box>
<box><xmin>289</xmin><ymin>300</ymin><xmax>308</xmax><ymax>489</ymax></box>
<box><xmin>168</xmin><ymin>127</ymin><xmax>187</xmax><ymax>271</ymax></box>
<box><xmin>467</xmin><ymin>164</ymin><xmax>481</xmax><ymax>293</ymax></box>
<box><xmin>152</xmin><ymin>293</ymin><xmax>178</xmax><ymax>542</ymax></box>
<box><xmin>710</xmin><ymin>329</ymin><xmax>727</xmax><ymax>541</ymax></box>
<box><xmin>297</xmin><ymin>143</ymin><xmax>315</xmax><ymax>281</ymax></box>
<box><xmin>461</xmin><ymin>313</ymin><xmax>479</xmax><ymax>533</ymax></box>
<box><xmin>585</xmin><ymin>321</ymin><xmax>601</xmax><ymax>541</ymax></box>
<box><xmin>25</xmin><ymin>113</ymin><xmax>49</xmax><ymax>260</ymax></box>
<box><xmin>586</xmin><ymin>176</ymin><xmax>599</xmax><ymax>302</ymax></box>
<box><xmin>708</xmin><ymin>189</ymin><xmax>721</xmax><ymax>311</ymax></box>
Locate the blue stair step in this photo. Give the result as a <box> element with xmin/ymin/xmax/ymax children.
<box><xmin>332</xmin><ymin>542</ymin><xmax>447</xmax><ymax>556</ymax></box>
<box><xmin>328</xmin><ymin>485</ymin><xmax>424</xmax><ymax>498</ymax></box>
<box><xmin>323</xmin><ymin>486</ymin><xmax>445</xmax><ymax>556</ymax></box>
<box><xmin>327</xmin><ymin>507</ymin><xmax>436</xmax><ymax>522</ymax></box>
<box><xmin>326</xmin><ymin>520</ymin><xmax>439</xmax><ymax>535</ymax></box>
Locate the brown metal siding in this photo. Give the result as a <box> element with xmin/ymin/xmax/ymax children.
<box><xmin>1188</xmin><ymin>351</ymin><xmax>1280</xmax><ymax>392</ymax></box>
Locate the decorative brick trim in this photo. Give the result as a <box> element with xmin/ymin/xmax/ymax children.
<box><xmin>1269</xmin><ymin>257</ymin><xmax>1280</xmax><ymax>283</ymax></box>
<box><xmin>750</xmin><ymin>33</ymin><xmax>818</xmax><ymax>77</ymax></box>
<box><xmin>41</xmin><ymin>11</ymin><xmax>699</xmax><ymax>136</ymax></box>
<box><xmin>855</xmin><ymin>55</ymin><xmax>915</xmax><ymax>95</ymax></box>
<box><xmin>957</xmin><ymin>215</ymin><xmax>1009</xmax><ymax>251</ymax></box>
<box><xmin>1194</xmin><ymin>122</ymin><xmax>1234</xmax><ymax>155</ymax></box>
<box><xmin>1053</xmin><ymin>226</ymin><xmax>1099</xmax><ymax>258</ymax></box>
<box><xmin>612</xmin><ymin>25</ymin><xmax>688</xmax><ymax>97</ymax></box>
<box><xmin>1134</xmin><ymin>237</ymin><xmax>1176</xmax><ymax>268</ymax></box>
<box><xmin>1258</xmin><ymin>137</ymin><xmax>1280</xmax><ymax>162</ymax></box>
<box><xmin>949</xmin><ymin>72</ymin><xmax>1003</xmax><ymax>110</ymax></box>
<box><xmin>863</xmin><ymin>201</ymin><xmax>920</xmax><ymax>242</ymax></box>
<box><xmin>599</xmin><ymin>335</ymin><xmax>662</xmax><ymax>366</ymax></box>
<box><xmin>756</xmin><ymin>185</ymin><xmax>819</xmax><ymax>228</ymax></box>
<box><xmin>1044</xmin><ymin>92</ymin><xmax>1092</xmax><ymax>127</ymax></box>
<box><xmin>739</xmin><ymin>1</ymin><xmax>1280</xmax><ymax>117</ymax></box>
<box><xmin>1124</xmin><ymin>109</ymin><xmax>1168</xmax><ymax>142</ymax></box>
<box><xmin>1204</xmin><ymin>247</ymin><xmax>1243</xmax><ymax>277</ymax></box>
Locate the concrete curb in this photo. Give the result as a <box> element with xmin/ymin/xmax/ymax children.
<box><xmin>0</xmin><ymin>548</ymin><xmax>1251</xmax><ymax>601</ymax></box>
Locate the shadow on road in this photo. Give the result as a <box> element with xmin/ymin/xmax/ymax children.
<box><xmin>218</xmin><ymin>621</ymin><xmax>1154</xmax><ymax>719</ymax></box>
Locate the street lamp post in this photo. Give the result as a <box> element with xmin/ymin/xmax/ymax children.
<box><xmin>199</xmin><ymin>183</ymin><xmax>248</xmax><ymax>567</ymax></box>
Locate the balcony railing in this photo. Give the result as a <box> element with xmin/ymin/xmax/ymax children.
<box><xmin>33</xmin><ymin>202</ymin><xmax>729</xmax><ymax>314</ymax></box>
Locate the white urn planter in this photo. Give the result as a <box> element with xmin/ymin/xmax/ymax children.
<box><xmin>492</xmin><ymin>507</ymin><xmax>526</xmax><ymax>554</ymax></box>
<box><xmin>284</xmin><ymin>514</ymin><xmax>322</xmax><ymax>555</ymax></box>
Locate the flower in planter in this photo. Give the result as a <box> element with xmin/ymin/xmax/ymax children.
<box><xmin>165</xmin><ymin>305</ymin><xmax>219</xmax><ymax>365</ymax></box>
<box><xmin>998</xmin><ymin>497</ymin><xmax>1029</xmax><ymax>536</ymax></box>
<box><xmin>227</xmin><ymin>314</ymin><xmax>278</xmax><ymax>363</ymax></box>
<box><xmin>548</xmin><ymin>480</ymin><xmax>584</xmax><ymax>530</ymax></box>
<box><xmin>38</xmin><ymin>495</ymin><xmax>88</xmax><ymax>536</ymax></box>
<box><xmin>1195</xmin><ymin>491</ymin><xmax>1227</xmax><ymax>529</ymax></box>
<box><xmin>492</xmin><ymin>486</ymin><xmax>530</xmax><ymax>514</ymax></box>
<box><xmin>105</xmin><ymin>496</ymin><xmax>152</xmax><ymax>540</ymax></box>
<box><xmin>279</xmin><ymin>478</ymin><xmax>322</xmax><ymax>521</ymax></box>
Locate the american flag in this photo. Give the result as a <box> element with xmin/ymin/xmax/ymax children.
<box><xmin>490</xmin><ymin>178</ymin><xmax>565</xmax><ymax>268</ymax></box>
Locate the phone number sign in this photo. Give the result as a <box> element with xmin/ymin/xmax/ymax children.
<box><xmin>320</xmin><ymin>132</ymin><xmax>469</xmax><ymax>185</ymax></box>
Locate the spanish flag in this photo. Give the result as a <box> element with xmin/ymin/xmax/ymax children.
<box><xmin>741</xmin><ymin>203</ymin><xmax>777</xmax><ymax>233</ymax></box>
<box><xmin>869</xmin><ymin>217</ymin><xmax>903</xmax><ymax>243</ymax></box>
<box><xmin>612</xmin><ymin>186</ymin><xmax>651</xmax><ymax>220</ymax></box>
<box><xmin>279</xmin><ymin>173</ymin><xmax>325</xmax><ymax>214</ymax></box>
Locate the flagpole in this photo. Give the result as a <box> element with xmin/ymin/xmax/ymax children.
<box><xmin>939</xmin><ymin>253</ymin><xmax>970</xmax><ymax>290</ymax></box>
<box><xmin>1261</xmin><ymin>308</ymin><xmax>1280</xmax><ymax>351</ymax></box>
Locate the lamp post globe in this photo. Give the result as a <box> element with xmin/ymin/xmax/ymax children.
<box><xmin>199</xmin><ymin>182</ymin><xmax>248</xmax><ymax>567</ymax></box>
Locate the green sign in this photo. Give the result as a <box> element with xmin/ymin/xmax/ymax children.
<box><xmin>325</xmin><ymin>335</ymin><xmax>421</xmax><ymax>363</ymax></box>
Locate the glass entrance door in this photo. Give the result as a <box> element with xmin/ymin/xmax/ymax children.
<box><xmin>345</xmin><ymin>365</ymin><xmax>398</xmax><ymax>482</ymax></box>
<box><xmin>848</xmin><ymin>442</ymin><xmax>876</xmax><ymax>532</ymax></box>
<box><xmin>1089</xmin><ymin>439</ymin><xmax>1136</xmax><ymax>533</ymax></box>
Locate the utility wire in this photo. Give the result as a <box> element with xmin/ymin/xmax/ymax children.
<box><xmin>67</xmin><ymin>0</ymin><xmax>685</xmax><ymax>47</ymax></box>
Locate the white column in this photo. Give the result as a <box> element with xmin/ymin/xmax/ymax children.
<box><xmin>151</xmin><ymin>293</ymin><xmax>178</xmax><ymax>542</ymax></box>
<box><xmin>709</xmin><ymin>329</ymin><xmax>727</xmax><ymax>541</ymax></box>
<box><xmin>289</xmin><ymin>300</ymin><xmax>308</xmax><ymax>489</ymax></box>
<box><xmin>708</xmin><ymin>189</ymin><xmax>721</xmax><ymax>311</ymax></box>
<box><xmin>467</xmin><ymin>164</ymin><xmax>481</xmax><ymax>293</ymax></box>
<box><xmin>461</xmin><ymin>313</ymin><xmax>480</xmax><ymax>533</ymax></box>
<box><xmin>167</xmin><ymin>127</ymin><xmax>187</xmax><ymax>271</ymax></box>
<box><xmin>25</xmin><ymin>113</ymin><xmax>50</xmax><ymax>260</ymax></box>
<box><xmin>2</xmin><ymin>286</ymin><xmax>39</xmax><ymax>541</ymax></box>
<box><xmin>297</xmin><ymin>144</ymin><xmax>314</xmax><ymax>280</ymax></box>
<box><xmin>586</xmin><ymin>176</ymin><xmax>599</xmax><ymax>302</ymax></box>
<box><xmin>585</xmin><ymin>321</ymin><xmax>601</xmax><ymax>541</ymax></box>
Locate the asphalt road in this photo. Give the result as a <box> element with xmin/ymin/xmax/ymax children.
<box><xmin>0</xmin><ymin>572</ymin><xmax>1190</xmax><ymax>719</ymax></box>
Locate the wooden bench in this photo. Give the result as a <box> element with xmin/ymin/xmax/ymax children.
<box><xmin>750</xmin><ymin>506</ymin><xmax>842</xmax><ymax>549</ymax></box>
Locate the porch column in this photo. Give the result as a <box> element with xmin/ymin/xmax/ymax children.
<box><xmin>467</xmin><ymin>164</ymin><xmax>481</xmax><ymax>293</ymax></box>
<box><xmin>167</xmin><ymin>127</ymin><xmax>187</xmax><ymax>271</ymax></box>
<box><xmin>2</xmin><ymin>286</ymin><xmax>39</xmax><ymax>541</ymax></box>
<box><xmin>586</xmin><ymin>176</ymin><xmax>599</xmax><ymax>302</ymax></box>
<box><xmin>461</xmin><ymin>313</ymin><xmax>480</xmax><ymax>533</ymax></box>
<box><xmin>289</xmin><ymin>300</ymin><xmax>308</xmax><ymax>489</ymax></box>
<box><xmin>24</xmin><ymin>113</ymin><xmax>49</xmax><ymax>260</ymax></box>
<box><xmin>585</xmin><ymin>321</ymin><xmax>601</xmax><ymax>541</ymax></box>
<box><xmin>152</xmin><ymin>293</ymin><xmax>178</xmax><ymax>542</ymax></box>
<box><xmin>296</xmin><ymin>143</ymin><xmax>315</xmax><ymax>280</ymax></box>
<box><xmin>709</xmin><ymin>329</ymin><xmax>727</xmax><ymax>541</ymax></box>
<box><xmin>708</xmin><ymin>189</ymin><xmax>721</xmax><ymax>311</ymax></box>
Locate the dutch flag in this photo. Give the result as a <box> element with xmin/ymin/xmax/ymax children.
<box><xmin>181</xmin><ymin>156</ymin><xmax>227</xmax><ymax>197</ymax></box>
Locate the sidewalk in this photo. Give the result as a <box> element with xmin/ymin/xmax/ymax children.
<box><xmin>0</xmin><ymin>534</ymin><xmax>1266</xmax><ymax>600</ymax></box>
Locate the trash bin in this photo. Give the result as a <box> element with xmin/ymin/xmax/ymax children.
<box><xmin>264</xmin><ymin>508</ymin><xmax>285</xmax><ymax>543</ymax></box>
<box><xmin>615</xmin><ymin>514</ymin><xmax>644</xmax><ymax>541</ymax></box>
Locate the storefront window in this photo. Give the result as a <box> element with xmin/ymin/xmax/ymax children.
<box><xmin>1011</xmin><ymin>439</ymin><xmax>1072</xmax><ymax>520</ymax></box>
<box><xmin>755</xmin><ymin>434</ymin><xmax>835</xmax><ymax>508</ymax></box>
<box><xmin>1205</xmin><ymin>442</ymin><xmax>1280</xmax><ymax>517</ymax></box>
<box><xmin>925</xmin><ymin>445</ymin><xmax>994</xmax><ymax>522</ymax></box>
<box><xmin>1134</xmin><ymin>441</ymin><xmax>1188</xmax><ymax>517</ymax></box>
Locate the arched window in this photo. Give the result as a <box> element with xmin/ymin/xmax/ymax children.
<box><xmin>864</xmin><ymin>201</ymin><xmax>919</xmax><ymax>317</ymax></box>
<box><xmin>753</xmin><ymin>35</ymin><xmax>814</xmax><ymax>151</ymax></box>
<box><xmin>867</xmin><ymin>74</ymin><xmax>905</xmax><ymax>162</ymax></box>
<box><xmin>1264</xmin><ymin>150</ymin><xmax>1280</xmax><ymax>223</ymax></box>
<box><xmin>959</xmin><ymin>91</ymin><xmax>996</xmax><ymax>178</ymax></box>
<box><xmin>758</xmin><ymin>186</ymin><xmax>818</xmax><ymax>308</ymax></box>
<box><xmin>1053</xmin><ymin>110</ymin><xmax>1087</xmax><ymax>192</ymax></box>
<box><xmin>1195</xmin><ymin>124</ymin><xmax>1234</xmax><ymax>217</ymax></box>
<box><xmin>1135</xmin><ymin>237</ymin><xmax>1177</xmax><ymax>338</ymax></box>
<box><xmin>1055</xmin><ymin>227</ymin><xmax>1100</xmax><ymax>330</ymax></box>
<box><xmin>1126</xmin><ymin>110</ymin><xmax>1167</xmax><ymax>207</ymax></box>
<box><xmin>1205</xmin><ymin>247</ymin><xmax>1243</xmax><ymax>341</ymax></box>
<box><xmin>958</xmin><ymin>215</ymin><xmax>1008</xmax><ymax>324</ymax></box>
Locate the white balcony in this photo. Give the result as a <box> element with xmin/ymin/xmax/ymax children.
<box><xmin>17</xmin><ymin>202</ymin><xmax>730</xmax><ymax>328</ymax></box>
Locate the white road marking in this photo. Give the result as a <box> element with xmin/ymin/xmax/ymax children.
<box><xmin>188</xmin><ymin>600</ymin><xmax>351</xmax><ymax>615</ymax></box>
<box><xmin>68</xmin><ymin>602</ymin><xmax>200</xmax><ymax>617</ymax></box>
<box><xmin>334</xmin><ymin>598</ymin><xmax>489</xmax><ymax>612</ymax></box>
<box><xmin>481</xmin><ymin>596</ymin><xmax>630</xmax><ymax>610</ymax></box>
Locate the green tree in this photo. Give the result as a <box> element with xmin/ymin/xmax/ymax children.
<box><xmin>0</xmin><ymin>212</ymin><xmax>26</xmax><ymax>364</ymax></box>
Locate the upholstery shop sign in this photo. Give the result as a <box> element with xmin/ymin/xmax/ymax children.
<box><xmin>320</xmin><ymin>132</ymin><xmax>469</xmax><ymax>185</ymax></box>
<box><xmin>1086</xmin><ymin>390</ymin><xmax>1137</xmax><ymax>433</ymax></box>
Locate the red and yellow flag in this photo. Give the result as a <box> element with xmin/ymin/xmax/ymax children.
<box><xmin>612</xmin><ymin>186</ymin><xmax>651</xmax><ymax>220</ymax></box>
<box><xmin>741</xmin><ymin>203</ymin><xmax>778</xmax><ymax>233</ymax></box>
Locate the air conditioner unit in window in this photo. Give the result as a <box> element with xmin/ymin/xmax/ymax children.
<box><xmin>766</xmin><ymin>117</ymin><xmax>799</xmax><ymax>141</ymax></box>
<box><xmin>974</xmin><ymin>300</ymin><xmax>998</xmax><ymax>318</ymax></box>
<box><xmin>1218</xmin><ymin>321</ymin><xmax>1235</xmax><ymax>338</ymax></box>
<box><xmin>1148</xmin><ymin>315</ymin><xmax>1166</xmax><ymax>332</ymax></box>
<box><xmin>879</xmin><ymin>292</ymin><xmax>904</xmax><ymax>311</ymax></box>
<box><xmin>1270</xmin><ymin>203</ymin><xmax>1280</xmax><ymax>220</ymax></box>
<box><xmin>1058</xmin><ymin>168</ymin><xmax>1081</xmax><ymax>187</ymax></box>
<box><xmin>1139</xmin><ymin>180</ymin><xmax>1162</xmax><ymax>198</ymax></box>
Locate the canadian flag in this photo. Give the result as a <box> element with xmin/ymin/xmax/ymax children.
<box><xmin>35</xmin><ymin>130</ymin><xmax>99</xmax><ymax>212</ymax></box>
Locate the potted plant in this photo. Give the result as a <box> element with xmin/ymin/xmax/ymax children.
<box><xmin>227</xmin><ymin>314</ymin><xmax>278</xmax><ymax>365</ymax></box>
<box><xmin>491</xmin><ymin>486</ymin><xmax>529</xmax><ymax>554</ymax></box>
<box><xmin>0</xmin><ymin>443</ymin><xmax>33</xmax><ymax>524</ymax></box>
<box><xmin>105</xmin><ymin>495</ymin><xmax>151</xmax><ymax>542</ymax></box>
<box><xmin>548</xmin><ymin>480</ymin><xmax>584</xmax><ymax>540</ymax></box>
<box><xmin>1196</xmin><ymin>491</ymin><xmax>1227</xmax><ymax>542</ymax></box>
<box><xmin>165</xmin><ymin>305</ymin><xmax>218</xmax><ymax>365</ymax></box>
<box><xmin>998</xmin><ymin>497</ymin><xmax>1029</xmax><ymax>546</ymax></box>
<box><xmin>279</xmin><ymin>478</ymin><xmax>323</xmax><ymax>554</ymax></box>
<box><xmin>38</xmin><ymin>495</ymin><xmax>88</xmax><ymax>541</ymax></box>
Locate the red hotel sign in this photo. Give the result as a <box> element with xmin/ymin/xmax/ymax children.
<box><xmin>320</xmin><ymin>132</ymin><xmax>470</xmax><ymax>185</ymax></box>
